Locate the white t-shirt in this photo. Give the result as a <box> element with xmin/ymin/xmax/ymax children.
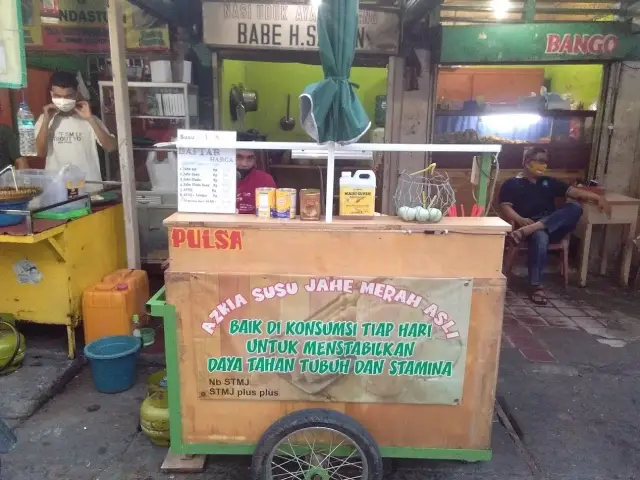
<box><xmin>35</xmin><ymin>113</ymin><xmax>113</xmax><ymax>185</ymax></box>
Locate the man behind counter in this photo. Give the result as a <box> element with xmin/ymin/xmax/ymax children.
<box><xmin>235</xmin><ymin>132</ymin><xmax>276</xmax><ymax>214</ymax></box>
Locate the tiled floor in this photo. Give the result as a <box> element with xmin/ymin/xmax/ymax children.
<box><xmin>501</xmin><ymin>287</ymin><xmax>632</xmax><ymax>363</ymax></box>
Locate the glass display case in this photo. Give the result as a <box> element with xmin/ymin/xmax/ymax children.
<box><xmin>99</xmin><ymin>82</ymin><xmax>198</xmax><ymax>127</ymax></box>
<box><xmin>99</xmin><ymin>81</ymin><xmax>199</xmax><ymax>182</ymax></box>
<box><xmin>433</xmin><ymin>110</ymin><xmax>596</xmax><ymax>145</ymax></box>
<box><xmin>98</xmin><ymin>81</ymin><xmax>199</xmax><ymax>264</ymax></box>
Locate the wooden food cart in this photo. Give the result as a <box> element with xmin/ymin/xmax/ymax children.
<box><xmin>0</xmin><ymin>205</ymin><xmax>126</xmax><ymax>358</ymax></box>
<box><xmin>150</xmin><ymin>212</ymin><xmax>510</xmax><ymax>479</ymax></box>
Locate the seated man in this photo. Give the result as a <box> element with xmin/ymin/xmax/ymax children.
<box><xmin>235</xmin><ymin>132</ymin><xmax>276</xmax><ymax>214</ymax></box>
<box><xmin>499</xmin><ymin>147</ymin><xmax>611</xmax><ymax>305</ymax></box>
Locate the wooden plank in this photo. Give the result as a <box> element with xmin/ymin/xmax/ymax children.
<box><xmin>107</xmin><ymin>0</ymin><xmax>140</xmax><ymax>269</ymax></box>
<box><xmin>382</xmin><ymin>55</ymin><xmax>405</xmax><ymax>215</ymax></box>
<box><xmin>168</xmin><ymin>228</ymin><xmax>506</xmax><ymax>279</ymax></box>
<box><xmin>164</xmin><ymin>213</ymin><xmax>510</xmax><ymax>234</ymax></box>
<box><xmin>0</xmin><ymin>225</ymin><xmax>66</xmax><ymax>244</ymax></box>
<box><xmin>599</xmin><ymin>193</ymin><xmax>640</xmax><ymax>205</ymax></box>
<box><xmin>160</xmin><ymin>451</ymin><xmax>206</xmax><ymax>473</ymax></box>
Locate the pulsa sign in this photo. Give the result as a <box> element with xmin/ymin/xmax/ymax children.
<box><xmin>203</xmin><ymin>2</ymin><xmax>399</xmax><ymax>54</ymax></box>
<box><xmin>545</xmin><ymin>34</ymin><xmax>620</xmax><ymax>56</ymax></box>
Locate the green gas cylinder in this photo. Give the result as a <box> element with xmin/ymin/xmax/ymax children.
<box><xmin>0</xmin><ymin>318</ymin><xmax>26</xmax><ymax>375</ymax></box>
<box><xmin>140</xmin><ymin>370</ymin><xmax>170</xmax><ymax>446</ymax></box>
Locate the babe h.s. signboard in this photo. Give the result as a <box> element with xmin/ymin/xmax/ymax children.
<box><xmin>189</xmin><ymin>274</ymin><xmax>473</xmax><ymax>406</ymax></box>
<box><xmin>202</xmin><ymin>2</ymin><xmax>400</xmax><ymax>54</ymax></box>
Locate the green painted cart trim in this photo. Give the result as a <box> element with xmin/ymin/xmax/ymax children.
<box><xmin>177</xmin><ymin>442</ymin><xmax>492</xmax><ymax>461</ymax></box>
<box><xmin>147</xmin><ymin>287</ymin><xmax>185</xmax><ymax>451</ymax></box>
<box><xmin>441</xmin><ymin>22</ymin><xmax>640</xmax><ymax>64</ymax></box>
<box><xmin>476</xmin><ymin>153</ymin><xmax>492</xmax><ymax>212</ymax></box>
<box><xmin>146</xmin><ymin>288</ymin><xmax>491</xmax><ymax>462</ymax></box>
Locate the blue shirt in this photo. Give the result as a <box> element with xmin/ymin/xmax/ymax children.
<box><xmin>499</xmin><ymin>176</ymin><xmax>571</xmax><ymax>220</ymax></box>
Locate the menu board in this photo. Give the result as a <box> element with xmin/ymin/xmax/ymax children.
<box><xmin>177</xmin><ymin>130</ymin><xmax>237</xmax><ymax>214</ymax></box>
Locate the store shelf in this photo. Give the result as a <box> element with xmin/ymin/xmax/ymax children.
<box><xmin>133</xmin><ymin>146</ymin><xmax>176</xmax><ymax>151</ymax></box>
<box><xmin>435</xmin><ymin>109</ymin><xmax>596</xmax><ymax>118</ymax></box>
<box><xmin>271</xmin><ymin>164</ymin><xmax>327</xmax><ymax>169</ymax></box>
<box><xmin>104</xmin><ymin>113</ymin><xmax>187</xmax><ymax>120</ymax></box>
<box><xmin>98</xmin><ymin>81</ymin><xmax>195</xmax><ymax>89</ymax></box>
<box><xmin>270</xmin><ymin>164</ymin><xmax>372</xmax><ymax>170</ymax></box>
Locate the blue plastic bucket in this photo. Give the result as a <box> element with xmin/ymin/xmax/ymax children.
<box><xmin>84</xmin><ymin>335</ymin><xmax>141</xmax><ymax>393</ymax></box>
<box><xmin>0</xmin><ymin>201</ymin><xmax>28</xmax><ymax>227</ymax></box>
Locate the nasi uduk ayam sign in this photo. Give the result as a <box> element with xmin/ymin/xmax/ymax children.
<box><xmin>202</xmin><ymin>2</ymin><xmax>400</xmax><ymax>54</ymax></box>
<box><xmin>192</xmin><ymin>274</ymin><xmax>473</xmax><ymax>405</ymax></box>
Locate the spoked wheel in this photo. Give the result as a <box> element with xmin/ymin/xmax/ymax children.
<box><xmin>252</xmin><ymin>409</ymin><xmax>383</xmax><ymax>480</ymax></box>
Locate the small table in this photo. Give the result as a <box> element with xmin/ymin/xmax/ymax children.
<box><xmin>575</xmin><ymin>193</ymin><xmax>640</xmax><ymax>287</ymax></box>
<box><xmin>0</xmin><ymin>205</ymin><xmax>126</xmax><ymax>358</ymax></box>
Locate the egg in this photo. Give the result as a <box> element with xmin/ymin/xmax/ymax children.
<box><xmin>427</xmin><ymin>208</ymin><xmax>443</xmax><ymax>222</ymax></box>
<box><xmin>415</xmin><ymin>207</ymin><xmax>430</xmax><ymax>223</ymax></box>
<box><xmin>398</xmin><ymin>206</ymin><xmax>417</xmax><ymax>221</ymax></box>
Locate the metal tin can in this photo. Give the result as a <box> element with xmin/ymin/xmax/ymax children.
<box><xmin>276</xmin><ymin>188</ymin><xmax>297</xmax><ymax>219</ymax></box>
<box><xmin>299</xmin><ymin>189</ymin><xmax>321</xmax><ymax>221</ymax></box>
<box><xmin>255</xmin><ymin>187</ymin><xmax>275</xmax><ymax>218</ymax></box>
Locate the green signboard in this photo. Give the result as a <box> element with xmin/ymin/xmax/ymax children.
<box><xmin>441</xmin><ymin>22</ymin><xmax>640</xmax><ymax>64</ymax></box>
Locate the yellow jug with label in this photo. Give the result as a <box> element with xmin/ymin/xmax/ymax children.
<box><xmin>339</xmin><ymin>170</ymin><xmax>376</xmax><ymax>219</ymax></box>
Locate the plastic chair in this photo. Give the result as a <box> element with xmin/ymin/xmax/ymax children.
<box><xmin>502</xmin><ymin>222</ymin><xmax>570</xmax><ymax>286</ymax></box>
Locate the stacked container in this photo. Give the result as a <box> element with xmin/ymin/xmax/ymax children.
<box><xmin>82</xmin><ymin>269</ymin><xmax>150</xmax><ymax>345</ymax></box>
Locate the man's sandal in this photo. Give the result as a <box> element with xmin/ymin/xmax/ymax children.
<box><xmin>529</xmin><ymin>287</ymin><xmax>547</xmax><ymax>306</ymax></box>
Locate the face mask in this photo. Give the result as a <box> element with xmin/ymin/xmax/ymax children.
<box><xmin>52</xmin><ymin>98</ymin><xmax>77</xmax><ymax>113</ymax></box>
<box><xmin>237</xmin><ymin>167</ymin><xmax>254</xmax><ymax>180</ymax></box>
<box><xmin>527</xmin><ymin>161</ymin><xmax>547</xmax><ymax>176</ymax></box>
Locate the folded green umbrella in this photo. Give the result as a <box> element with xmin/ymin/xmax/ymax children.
<box><xmin>299</xmin><ymin>0</ymin><xmax>371</xmax><ymax>145</ymax></box>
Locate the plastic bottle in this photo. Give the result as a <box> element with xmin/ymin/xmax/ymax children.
<box><xmin>48</xmin><ymin>164</ymin><xmax>89</xmax><ymax>213</ymax></box>
<box><xmin>16</xmin><ymin>103</ymin><xmax>36</xmax><ymax>157</ymax></box>
<box><xmin>339</xmin><ymin>170</ymin><xmax>376</xmax><ymax>219</ymax></box>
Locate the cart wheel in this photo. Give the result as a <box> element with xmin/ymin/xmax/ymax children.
<box><xmin>251</xmin><ymin>408</ymin><xmax>383</xmax><ymax>480</ymax></box>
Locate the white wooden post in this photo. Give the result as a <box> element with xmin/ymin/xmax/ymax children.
<box><xmin>107</xmin><ymin>0</ymin><xmax>140</xmax><ymax>269</ymax></box>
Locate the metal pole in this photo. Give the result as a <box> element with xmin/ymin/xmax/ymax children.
<box><xmin>523</xmin><ymin>0</ymin><xmax>536</xmax><ymax>22</ymax></box>
<box><xmin>168</xmin><ymin>140</ymin><xmax>502</xmax><ymax>153</ymax></box>
<box><xmin>325</xmin><ymin>142</ymin><xmax>336</xmax><ymax>222</ymax></box>
<box><xmin>107</xmin><ymin>0</ymin><xmax>141</xmax><ymax>269</ymax></box>
<box><xmin>477</xmin><ymin>153</ymin><xmax>492</xmax><ymax>211</ymax></box>
<box><xmin>212</xmin><ymin>51</ymin><xmax>221</xmax><ymax>129</ymax></box>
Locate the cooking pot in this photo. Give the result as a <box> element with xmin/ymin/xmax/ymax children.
<box><xmin>241</xmin><ymin>89</ymin><xmax>258</xmax><ymax>112</ymax></box>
